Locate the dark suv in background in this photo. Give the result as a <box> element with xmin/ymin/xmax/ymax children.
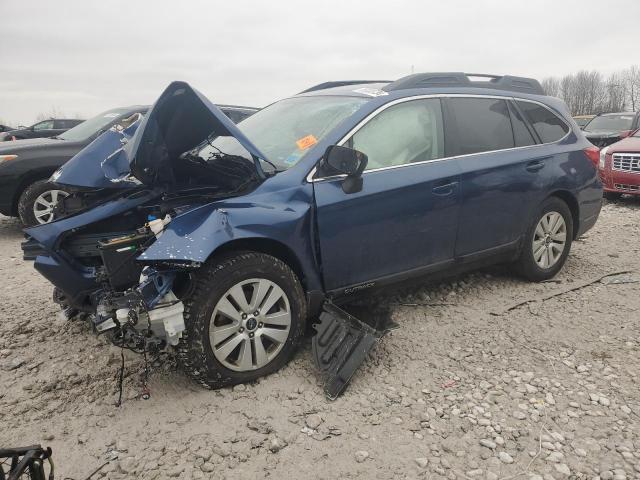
<box><xmin>0</xmin><ymin>118</ymin><xmax>85</xmax><ymax>141</ymax></box>
<box><xmin>22</xmin><ymin>74</ymin><xmax>602</xmax><ymax>393</ymax></box>
<box><xmin>583</xmin><ymin>111</ymin><xmax>640</xmax><ymax>147</ymax></box>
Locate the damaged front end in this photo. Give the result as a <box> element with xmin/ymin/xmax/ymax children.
<box><xmin>25</xmin><ymin>192</ymin><xmax>198</xmax><ymax>353</ymax></box>
<box><xmin>22</xmin><ymin>81</ymin><xmax>271</xmax><ymax>353</ymax></box>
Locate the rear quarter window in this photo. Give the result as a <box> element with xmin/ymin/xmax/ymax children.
<box><xmin>516</xmin><ymin>101</ymin><xmax>569</xmax><ymax>143</ymax></box>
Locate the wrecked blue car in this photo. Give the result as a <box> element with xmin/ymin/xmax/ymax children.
<box><xmin>22</xmin><ymin>74</ymin><xmax>602</xmax><ymax>395</ymax></box>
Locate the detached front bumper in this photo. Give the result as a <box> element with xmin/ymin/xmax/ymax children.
<box><xmin>22</xmin><ymin>238</ymin><xmax>99</xmax><ymax>311</ymax></box>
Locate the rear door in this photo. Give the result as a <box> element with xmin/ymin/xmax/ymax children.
<box><xmin>313</xmin><ymin>98</ymin><xmax>462</xmax><ymax>292</ymax></box>
<box><xmin>448</xmin><ymin>96</ymin><xmax>545</xmax><ymax>257</ymax></box>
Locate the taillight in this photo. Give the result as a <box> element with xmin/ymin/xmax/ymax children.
<box><xmin>583</xmin><ymin>146</ymin><xmax>600</xmax><ymax>167</ymax></box>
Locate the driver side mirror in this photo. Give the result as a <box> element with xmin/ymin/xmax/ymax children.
<box><xmin>321</xmin><ymin>145</ymin><xmax>368</xmax><ymax>194</ymax></box>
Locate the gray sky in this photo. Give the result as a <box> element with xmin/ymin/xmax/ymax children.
<box><xmin>1</xmin><ymin>0</ymin><xmax>639</xmax><ymax>126</ymax></box>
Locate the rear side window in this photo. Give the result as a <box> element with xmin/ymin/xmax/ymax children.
<box><xmin>449</xmin><ymin>98</ymin><xmax>514</xmax><ymax>155</ymax></box>
<box><xmin>508</xmin><ymin>102</ymin><xmax>536</xmax><ymax>147</ymax></box>
<box><xmin>516</xmin><ymin>101</ymin><xmax>569</xmax><ymax>143</ymax></box>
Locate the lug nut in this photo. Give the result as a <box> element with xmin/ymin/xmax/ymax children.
<box><xmin>249</xmin><ymin>332</ymin><xmax>254</xmax><ymax>338</ymax></box>
<box><xmin>258</xmin><ymin>322</ymin><xmax>263</xmax><ymax>328</ymax></box>
<box><xmin>242</xmin><ymin>313</ymin><xmax>247</xmax><ymax>319</ymax></box>
<box><xmin>254</xmin><ymin>311</ymin><xmax>259</xmax><ymax>316</ymax></box>
<box><xmin>239</xmin><ymin>327</ymin><xmax>245</xmax><ymax>333</ymax></box>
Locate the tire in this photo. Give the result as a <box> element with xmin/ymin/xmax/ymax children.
<box><xmin>515</xmin><ymin>197</ymin><xmax>574</xmax><ymax>282</ymax></box>
<box><xmin>177</xmin><ymin>251</ymin><xmax>307</xmax><ymax>389</ymax></box>
<box><xmin>18</xmin><ymin>180</ymin><xmax>70</xmax><ymax>226</ymax></box>
<box><xmin>603</xmin><ymin>191</ymin><xmax>622</xmax><ymax>201</ymax></box>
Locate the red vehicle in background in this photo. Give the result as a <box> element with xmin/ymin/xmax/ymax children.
<box><xmin>598</xmin><ymin>128</ymin><xmax>640</xmax><ymax>200</ymax></box>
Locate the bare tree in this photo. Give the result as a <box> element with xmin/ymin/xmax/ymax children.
<box><xmin>624</xmin><ymin>65</ymin><xmax>640</xmax><ymax>111</ymax></box>
<box><xmin>541</xmin><ymin>77</ymin><xmax>560</xmax><ymax>97</ymax></box>
<box><xmin>603</xmin><ymin>72</ymin><xmax>627</xmax><ymax>112</ymax></box>
<box><xmin>35</xmin><ymin>106</ymin><xmax>64</xmax><ymax>122</ymax></box>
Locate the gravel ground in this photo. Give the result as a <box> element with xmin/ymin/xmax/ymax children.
<box><xmin>1</xmin><ymin>198</ymin><xmax>639</xmax><ymax>480</ymax></box>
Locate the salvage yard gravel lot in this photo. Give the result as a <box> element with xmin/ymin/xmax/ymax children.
<box><xmin>1</xmin><ymin>199</ymin><xmax>639</xmax><ymax>480</ymax></box>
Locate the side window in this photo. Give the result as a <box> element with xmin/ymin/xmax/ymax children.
<box><xmin>449</xmin><ymin>98</ymin><xmax>514</xmax><ymax>155</ymax></box>
<box><xmin>347</xmin><ymin>99</ymin><xmax>444</xmax><ymax>171</ymax></box>
<box><xmin>516</xmin><ymin>101</ymin><xmax>569</xmax><ymax>143</ymax></box>
<box><xmin>54</xmin><ymin>120</ymin><xmax>73</xmax><ymax>129</ymax></box>
<box><xmin>33</xmin><ymin>120</ymin><xmax>54</xmax><ymax>131</ymax></box>
<box><xmin>508</xmin><ymin>102</ymin><xmax>536</xmax><ymax>147</ymax></box>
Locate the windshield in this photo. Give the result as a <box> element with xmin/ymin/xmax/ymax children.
<box><xmin>196</xmin><ymin>96</ymin><xmax>369</xmax><ymax>170</ymax></box>
<box><xmin>59</xmin><ymin>108</ymin><xmax>134</xmax><ymax>141</ymax></box>
<box><xmin>584</xmin><ymin>114</ymin><xmax>634</xmax><ymax>133</ymax></box>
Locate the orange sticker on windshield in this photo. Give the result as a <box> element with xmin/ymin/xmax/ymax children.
<box><xmin>296</xmin><ymin>134</ymin><xmax>318</xmax><ymax>150</ymax></box>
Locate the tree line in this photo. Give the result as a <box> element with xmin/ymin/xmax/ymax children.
<box><xmin>541</xmin><ymin>66</ymin><xmax>640</xmax><ymax>116</ymax></box>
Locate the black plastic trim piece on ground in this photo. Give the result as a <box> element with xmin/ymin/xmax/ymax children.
<box><xmin>312</xmin><ymin>302</ymin><xmax>395</xmax><ymax>400</ymax></box>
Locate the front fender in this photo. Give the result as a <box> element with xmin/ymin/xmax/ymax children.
<box><xmin>138</xmin><ymin>186</ymin><xmax>323</xmax><ymax>291</ymax></box>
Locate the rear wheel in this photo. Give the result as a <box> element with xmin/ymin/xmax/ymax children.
<box><xmin>177</xmin><ymin>252</ymin><xmax>306</xmax><ymax>389</ymax></box>
<box><xmin>18</xmin><ymin>180</ymin><xmax>70</xmax><ymax>226</ymax></box>
<box><xmin>515</xmin><ymin>197</ymin><xmax>573</xmax><ymax>282</ymax></box>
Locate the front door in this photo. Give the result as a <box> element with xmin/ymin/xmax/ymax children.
<box><xmin>312</xmin><ymin>98</ymin><xmax>461</xmax><ymax>293</ymax></box>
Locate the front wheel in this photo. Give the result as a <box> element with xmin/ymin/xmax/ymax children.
<box><xmin>18</xmin><ymin>180</ymin><xmax>70</xmax><ymax>226</ymax></box>
<box><xmin>515</xmin><ymin>197</ymin><xmax>573</xmax><ymax>282</ymax></box>
<box><xmin>177</xmin><ymin>252</ymin><xmax>307</xmax><ymax>389</ymax></box>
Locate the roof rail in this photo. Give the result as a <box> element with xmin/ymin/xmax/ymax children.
<box><xmin>384</xmin><ymin>72</ymin><xmax>545</xmax><ymax>95</ymax></box>
<box><xmin>299</xmin><ymin>80</ymin><xmax>391</xmax><ymax>94</ymax></box>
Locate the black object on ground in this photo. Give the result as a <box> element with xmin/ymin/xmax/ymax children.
<box><xmin>0</xmin><ymin>445</ymin><xmax>54</xmax><ymax>480</ymax></box>
<box><xmin>312</xmin><ymin>302</ymin><xmax>396</xmax><ymax>400</ymax></box>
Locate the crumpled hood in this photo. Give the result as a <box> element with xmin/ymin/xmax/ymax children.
<box><xmin>126</xmin><ymin>81</ymin><xmax>267</xmax><ymax>186</ymax></box>
<box><xmin>52</xmin><ymin>118</ymin><xmax>142</xmax><ymax>189</ymax></box>
<box><xmin>53</xmin><ymin>81</ymin><xmax>268</xmax><ymax>189</ymax></box>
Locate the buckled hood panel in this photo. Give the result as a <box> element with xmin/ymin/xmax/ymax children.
<box><xmin>53</xmin><ymin>81</ymin><xmax>268</xmax><ymax>189</ymax></box>
<box><xmin>52</xmin><ymin>118</ymin><xmax>141</xmax><ymax>189</ymax></box>
<box><xmin>126</xmin><ymin>81</ymin><xmax>267</xmax><ymax>186</ymax></box>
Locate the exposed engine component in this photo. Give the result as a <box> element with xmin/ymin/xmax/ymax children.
<box><xmin>94</xmin><ymin>268</ymin><xmax>186</xmax><ymax>347</ymax></box>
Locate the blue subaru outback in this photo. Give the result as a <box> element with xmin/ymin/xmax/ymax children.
<box><xmin>22</xmin><ymin>73</ymin><xmax>602</xmax><ymax>395</ymax></box>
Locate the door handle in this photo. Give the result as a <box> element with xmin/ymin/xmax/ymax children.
<box><xmin>432</xmin><ymin>181</ymin><xmax>458</xmax><ymax>196</ymax></box>
<box><xmin>526</xmin><ymin>160</ymin><xmax>546</xmax><ymax>172</ymax></box>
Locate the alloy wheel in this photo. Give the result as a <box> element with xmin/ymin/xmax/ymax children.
<box><xmin>209</xmin><ymin>278</ymin><xmax>291</xmax><ymax>372</ymax></box>
<box><xmin>532</xmin><ymin>211</ymin><xmax>567</xmax><ymax>269</ymax></box>
<box><xmin>33</xmin><ymin>189</ymin><xmax>69</xmax><ymax>224</ymax></box>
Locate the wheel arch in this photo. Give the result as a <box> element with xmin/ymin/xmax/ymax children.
<box><xmin>210</xmin><ymin>237</ymin><xmax>309</xmax><ymax>291</ymax></box>
<box><xmin>548</xmin><ymin>190</ymin><xmax>580</xmax><ymax>239</ymax></box>
<box><xmin>11</xmin><ymin>168</ymin><xmax>58</xmax><ymax>215</ymax></box>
